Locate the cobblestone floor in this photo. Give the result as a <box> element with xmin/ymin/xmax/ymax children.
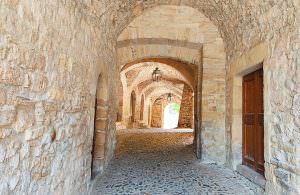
<box><xmin>92</xmin><ymin>129</ymin><xmax>262</xmax><ymax>195</ymax></box>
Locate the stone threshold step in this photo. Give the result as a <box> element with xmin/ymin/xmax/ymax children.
<box><xmin>237</xmin><ymin>164</ymin><xmax>266</xmax><ymax>189</ymax></box>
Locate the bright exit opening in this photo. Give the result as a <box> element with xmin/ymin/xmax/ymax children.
<box><xmin>163</xmin><ymin>103</ymin><xmax>180</xmax><ymax>129</ymax></box>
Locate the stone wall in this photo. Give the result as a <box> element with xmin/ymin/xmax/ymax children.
<box><xmin>178</xmin><ymin>85</ymin><xmax>193</xmax><ymax>128</ymax></box>
<box><xmin>0</xmin><ymin>1</ymin><xmax>117</xmax><ymax>194</ymax></box>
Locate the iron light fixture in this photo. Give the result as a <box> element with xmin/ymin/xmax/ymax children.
<box><xmin>152</xmin><ymin>67</ymin><xmax>162</xmax><ymax>82</ymax></box>
<box><xmin>167</xmin><ymin>93</ymin><xmax>172</xmax><ymax>102</ymax></box>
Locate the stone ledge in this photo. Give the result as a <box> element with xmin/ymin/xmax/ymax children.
<box><xmin>237</xmin><ymin>164</ymin><xmax>266</xmax><ymax>189</ymax></box>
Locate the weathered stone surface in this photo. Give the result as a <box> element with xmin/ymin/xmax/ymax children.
<box><xmin>0</xmin><ymin>106</ymin><xmax>16</xmax><ymax>127</ymax></box>
<box><xmin>24</xmin><ymin>126</ymin><xmax>46</xmax><ymax>141</ymax></box>
<box><xmin>15</xmin><ymin>109</ymin><xmax>34</xmax><ymax>133</ymax></box>
<box><xmin>292</xmin><ymin>94</ymin><xmax>300</xmax><ymax>116</ymax></box>
<box><xmin>0</xmin><ymin>183</ymin><xmax>9</xmax><ymax>195</ymax></box>
<box><xmin>178</xmin><ymin>84</ymin><xmax>193</xmax><ymax>128</ymax></box>
<box><xmin>0</xmin><ymin>90</ymin><xmax>6</xmax><ymax>105</ymax></box>
<box><xmin>0</xmin><ymin>47</ymin><xmax>8</xmax><ymax>60</ymax></box>
<box><xmin>30</xmin><ymin>72</ymin><xmax>48</xmax><ymax>92</ymax></box>
<box><xmin>9</xmin><ymin>172</ymin><xmax>20</xmax><ymax>190</ymax></box>
<box><xmin>23</xmin><ymin>52</ymin><xmax>46</xmax><ymax>70</ymax></box>
<box><xmin>0</xmin><ymin>144</ymin><xmax>6</xmax><ymax>162</ymax></box>
<box><xmin>0</xmin><ymin>67</ymin><xmax>23</xmax><ymax>86</ymax></box>
<box><xmin>34</xmin><ymin>103</ymin><xmax>45</xmax><ymax>125</ymax></box>
<box><xmin>0</xmin><ymin>128</ymin><xmax>12</xmax><ymax>139</ymax></box>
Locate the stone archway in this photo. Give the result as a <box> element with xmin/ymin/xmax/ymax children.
<box><xmin>117</xmin><ymin>5</ymin><xmax>226</xmax><ymax>163</ymax></box>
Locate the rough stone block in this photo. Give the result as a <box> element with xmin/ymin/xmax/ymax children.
<box><xmin>95</xmin><ymin>131</ymin><xmax>106</xmax><ymax>144</ymax></box>
<box><xmin>6</xmin><ymin>140</ymin><xmax>20</xmax><ymax>159</ymax></box>
<box><xmin>96</xmin><ymin>108</ymin><xmax>108</xmax><ymax>119</ymax></box>
<box><xmin>0</xmin><ymin>47</ymin><xmax>8</xmax><ymax>60</ymax></box>
<box><xmin>292</xmin><ymin>94</ymin><xmax>300</xmax><ymax>116</ymax></box>
<box><xmin>15</xmin><ymin>96</ymin><xmax>35</xmax><ymax>106</ymax></box>
<box><xmin>0</xmin><ymin>90</ymin><xmax>6</xmax><ymax>105</ymax></box>
<box><xmin>93</xmin><ymin>144</ymin><xmax>105</xmax><ymax>159</ymax></box>
<box><xmin>0</xmin><ymin>144</ymin><xmax>6</xmax><ymax>162</ymax></box>
<box><xmin>25</xmin><ymin>126</ymin><xmax>46</xmax><ymax>141</ymax></box>
<box><xmin>0</xmin><ymin>67</ymin><xmax>23</xmax><ymax>86</ymax></box>
<box><xmin>15</xmin><ymin>109</ymin><xmax>34</xmax><ymax>133</ymax></box>
<box><xmin>28</xmin><ymin>53</ymin><xmax>46</xmax><ymax>70</ymax></box>
<box><xmin>0</xmin><ymin>106</ymin><xmax>16</xmax><ymax>127</ymax></box>
<box><xmin>31</xmin><ymin>72</ymin><xmax>48</xmax><ymax>92</ymax></box>
<box><xmin>274</xmin><ymin>168</ymin><xmax>290</xmax><ymax>182</ymax></box>
<box><xmin>95</xmin><ymin>119</ymin><xmax>107</xmax><ymax>130</ymax></box>
<box><xmin>65</xmin><ymin>97</ymin><xmax>86</xmax><ymax>113</ymax></box>
<box><xmin>0</xmin><ymin>128</ymin><xmax>12</xmax><ymax>139</ymax></box>
<box><xmin>34</xmin><ymin>102</ymin><xmax>45</xmax><ymax>125</ymax></box>
<box><xmin>20</xmin><ymin>143</ymin><xmax>30</xmax><ymax>160</ymax></box>
<box><xmin>8</xmin><ymin>172</ymin><xmax>20</xmax><ymax>190</ymax></box>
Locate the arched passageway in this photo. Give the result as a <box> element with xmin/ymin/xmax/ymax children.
<box><xmin>1</xmin><ymin>1</ymin><xmax>299</xmax><ymax>195</ymax></box>
<box><xmin>117</xmin><ymin>5</ymin><xmax>226</xmax><ymax>163</ymax></box>
<box><xmin>99</xmin><ymin>4</ymin><xmax>268</xmax><ymax>194</ymax></box>
<box><xmin>106</xmin><ymin>4</ymin><xmax>260</xmax><ymax>194</ymax></box>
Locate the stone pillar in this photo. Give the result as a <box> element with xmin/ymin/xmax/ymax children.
<box><xmin>117</xmin><ymin>80</ymin><xmax>123</xmax><ymax>122</ymax></box>
<box><xmin>178</xmin><ymin>84</ymin><xmax>193</xmax><ymax>128</ymax></box>
<box><xmin>194</xmin><ymin>49</ymin><xmax>203</xmax><ymax>159</ymax></box>
<box><xmin>92</xmin><ymin>98</ymin><xmax>107</xmax><ymax>176</ymax></box>
<box><xmin>140</xmin><ymin>95</ymin><xmax>144</xmax><ymax>120</ymax></box>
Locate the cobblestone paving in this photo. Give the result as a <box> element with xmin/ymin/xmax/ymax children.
<box><xmin>92</xmin><ymin>129</ymin><xmax>263</xmax><ymax>195</ymax></box>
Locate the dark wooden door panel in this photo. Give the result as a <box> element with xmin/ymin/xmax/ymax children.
<box><xmin>243</xmin><ymin>68</ymin><xmax>264</xmax><ymax>176</ymax></box>
<box><xmin>244</xmin><ymin>124</ymin><xmax>254</xmax><ymax>159</ymax></box>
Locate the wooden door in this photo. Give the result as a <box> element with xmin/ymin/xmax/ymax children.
<box><xmin>242</xmin><ymin>68</ymin><xmax>264</xmax><ymax>175</ymax></box>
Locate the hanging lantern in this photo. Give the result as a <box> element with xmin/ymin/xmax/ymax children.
<box><xmin>152</xmin><ymin>67</ymin><xmax>162</xmax><ymax>82</ymax></box>
<box><xmin>167</xmin><ymin>93</ymin><xmax>172</xmax><ymax>102</ymax></box>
